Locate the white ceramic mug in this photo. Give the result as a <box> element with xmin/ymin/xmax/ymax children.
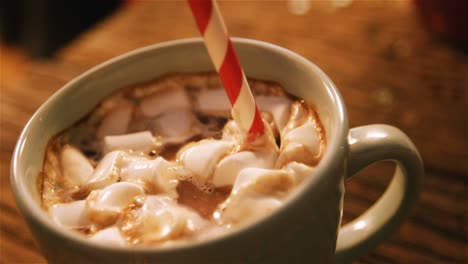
<box><xmin>11</xmin><ymin>38</ymin><xmax>423</xmax><ymax>263</ymax></box>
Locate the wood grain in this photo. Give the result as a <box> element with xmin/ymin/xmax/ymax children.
<box><xmin>1</xmin><ymin>1</ymin><xmax>467</xmax><ymax>263</ymax></box>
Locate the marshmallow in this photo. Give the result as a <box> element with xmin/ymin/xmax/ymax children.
<box><xmin>121</xmin><ymin>157</ymin><xmax>179</xmax><ymax>197</ymax></box>
<box><xmin>284</xmin><ymin>119</ymin><xmax>320</xmax><ymax>153</ymax></box>
<box><xmin>152</xmin><ymin>109</ymin><xmax>201</xmax><ymax>144</ymax></box>
<box><xmin>194</xmin><ymin>225</ymin><xmax>229</xmax><ymax>242</ymax></box>
<box><xmin>60</xmin><ymin>145</ymin><xmax>94</xmax><ymax>187</ymax></box>
<box><xmin>282</xmin><ymin>101</ymin><xmax>309</xmax><ymax>135</ymax></box>
<box><xmin>256</xmin><ymin>95</ymin><xmax>292</xmax><ymax>130</ymax></box>
<box><xmin>212</xmin><ymin>151</ymin><xmax>278</xmax><ymax>187</ymax></box>
<box><xmin>97</xmin><ymin>100</ymin><xmax>133</xmax><ymax>139</ymax></box>
<box><xmin>89</xmin><ymin>226</ymin><xmax>126</xmax><ymax>246</ymax></box>
<box><xmin>218</xmin><ymin>196</ymin><xmax>282</xmax><ymax>225</ymax></box>
<box><xmin>50</xmin><ymin>200</ymin><xmax>91</xmax><ymax>228</ymax></box>
<box><xmin>121</xmin><ymin>195</ymin><xmax>207</xmax><ymax>243</ymax></box>
<box><xmin>221</xmin><ymin>119</ymin><xmax>279</xmax><ymax>153</ymax></box>
<box><xmin>232</xmin><ymin>168</ymin><xmax>295</xmax><ymax>196</ymax></box>
<box><xmin>140</xmin><ymin>87</ymin><xmax>191</xmax><ymax>117</ymax></box>
<box><xmin>277</xmin><ymin>119</ymin><xmax>321</xmax><ymax>168</ymax></box>
<box><xmin>87</xmin><ymin>182</ymin><xmax>144</xmax><ymax>213</ymax></box>
<box><xmin>221</xmin><ymin>120</ymin><xmax>243</xmax><ymax>143</ymax></box>
<box><xmin>83</xmin><ymin>151</ymin><xmax>123</xmax><ymax>191</ymax></box>
<box><xmin>195</xmin><ymin>88</ymin><xmax>231</xmax><ymax>116</ymax></box>
<box><xmin>104</xmin><ymin>131</ymin><xmax>156</xmax><ymax>154</ymax></box>
<box><xmin>216</xmin><ymin>168</ymin><xmax>294</xmax><ymax>224</ymax></box>
<box><xmin>178</xmin><ymin>139</ymin><xmax>233</xmax><ymax>183</ymax></box>
<box><xmin>285</xmin><ymin>161</ymin><xmax>317</xmax><ymax>183</ymax></box>
<box><xmin>86</xmin><ymin>182</ymin><xmax>144</xmax><ymax>226</ymax></box>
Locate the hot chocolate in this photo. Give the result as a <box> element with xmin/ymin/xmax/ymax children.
<box><xmin>39</xmin><ymin>72</ymin><xmax>326</xmax><ymax>246</ymax></box>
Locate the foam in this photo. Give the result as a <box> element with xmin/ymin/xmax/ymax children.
<box><xmin>178</xmin><ymin>173</ymin><xmax>214</xmax><ymax>194</ymax></box>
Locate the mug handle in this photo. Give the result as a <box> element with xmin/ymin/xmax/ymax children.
<box><xmin>335</xmin><ymin>125</ymin><xmax>423</xmax><ymax>263</ymax></box>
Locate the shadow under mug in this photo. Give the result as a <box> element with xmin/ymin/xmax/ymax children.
<box><xmin>11</xmin><ymin>38</ymin><xmax>423</xmax><ymax>263</ymax></box>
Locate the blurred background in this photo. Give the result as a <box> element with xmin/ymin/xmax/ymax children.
<box><xmin>1</xmin><ymin>0</ymin><xmax>467</xmax><ymax>263</ymax></box>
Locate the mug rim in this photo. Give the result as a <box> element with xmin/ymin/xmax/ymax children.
<box><xmin>11</xmin><ymin>37</ymin><xmax>348</xmax><ymax>254</ymax></box>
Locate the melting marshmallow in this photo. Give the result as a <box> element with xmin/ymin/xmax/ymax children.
<box><xmin>89</xmin><ymin>226</ymin><xmax>126</xmax><ymax>246</ymax></box>
<box><xmin>216</xmin><ymin>168</ymin><xmax>294</xmax><ymax>224</ymax></box>
<box><xmin>194</xmin><ymin>225</ymin><xmax>230</xmax><ymax>242</ymax></box>
<box><xmin>277</xmin><ymin>119</ymin><xmax>321</xmax><ymax>168</ymax></box>
<box><xmin>60</xmin><ymin>145</ymin><xmax>94</xmax><ymax>187</ymax></box>
<box><xmin>212</xmin><ymin>151</ymin><xmax>278</xmax><ymax>187</ymax></box>
<box><xmin>218</xmin><ymin>196</ymin><xmax>282</xmax><ymax>225</ymax></box>
<box><xmin>121</xmin><ymin>157</ymin><xmax>179</xmax><ymax>197</ymax></box>
<box><xmin>83</xmin><ymin>151</ymin><xmax>123</xmax><ymax>191</ymax></box>
<box><xmin>152</xmin><ymin>109</ymin><xmax>201</xmax><ymax>144</ymax></box>
<box><xmin>140</xmin><ymin>88</ymin><xmax>191</xmax><ymax>117</ymax></box>
<box><xmin>285</xmin><ymin>161</ymin><xmax>317</xmax><ymax>184</ymax></box>
<box><xmin>195</xmin><ymin>88</ymin><xmax>231</xmax><ymax>116</ymax></box>
<box><xmin>121</xmin><ymin>195</ymin><xmax>207</xmax><ymax>243</ymax></box>
<box><xmin>97</xmin><ymin>100</ymin><xmax>134</xmax><ymax>139</ymax></box>
<box><xmin>256</xmin><ymin>95</ymin><xmax>292</xmax><ymax>131</ymax></box>
<box><xmin>87</xmin><ymin>182</ymin><xmax>144</xmax><ymax>226</ymax></box>
<box><xmin>221</xmin><ymin>120</ymin><xmax>243</xmax><ymax>143</ymax></box>
<box><xmin>232</xmin><ymin>168</ymin><xmax>295</xmax><ymax>197</ymax></box>
<box><xmin>87</xmin><ymin>182</ymin><xmax>144</xmax><ymax>213</ymax></box>
<box><xmin>50</xmin><ymin>200</ymin><xmax>91</xmax><ymax>228</ymax></box>
<box><xmin>178</xmin><ymin>139</ymin><xmax>233</xmax><ymax>184</ymax></box>
<box><xmin>104</xmin><ymin>131</ymin><xmax>156</xmax><ymax>154</ymax></box>
<box><xmin>285</xmin><ymin>119</ymin><xmax>320</xmax><ymax>151</ymax></box>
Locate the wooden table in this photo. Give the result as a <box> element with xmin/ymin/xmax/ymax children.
<box><xmin>1</xmin><ymin>1</ymin><xmax>467</xmax><ymax>263</ymax></box>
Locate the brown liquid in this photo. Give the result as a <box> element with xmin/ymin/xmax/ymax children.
<box><xmin>176</xmin><ymin>181</ymin><xmax>231</xmax><ymax>219</ymax></box>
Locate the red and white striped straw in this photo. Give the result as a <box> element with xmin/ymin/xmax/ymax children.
<box><xmin>187</xmin><ymin>0</ymin><xmax>265</xmax><ymax>141</ymax></box>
